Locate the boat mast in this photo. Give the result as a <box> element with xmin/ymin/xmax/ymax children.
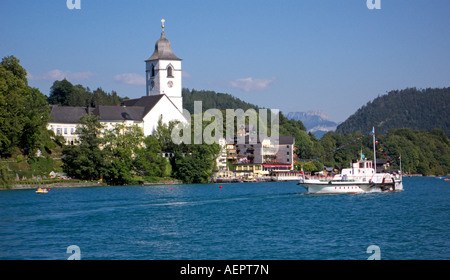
<box><xmin>372</xmin><ymin>127</ymin><xmax>377</xmax><ymax>173</ymax></box>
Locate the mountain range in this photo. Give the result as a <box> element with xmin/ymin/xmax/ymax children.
<box><xmin>182</xmin><ymin>87</ymin><xmax>449</xmax><ymax>138</ymax></box>
<box><xmin>285</xmin><ymin>111</ymin><xmax>339</xmax><ymax>138</ymax></box>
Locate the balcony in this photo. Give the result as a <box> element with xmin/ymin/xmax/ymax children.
<box><xmin>264</xmin><ymin>154</ymin><xmax>277</xmax><ymax>159</ymax></box>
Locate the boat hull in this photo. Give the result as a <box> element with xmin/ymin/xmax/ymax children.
<box><xmin>298</xmin><ymin>180</ymin><xmax>403</xmax><ymax>194</ymax></box>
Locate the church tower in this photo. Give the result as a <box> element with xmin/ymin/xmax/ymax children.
<box><xmin>145</xmin><ymin>19</ymin><xmax>183</xmax><ymax>111</ymax></box>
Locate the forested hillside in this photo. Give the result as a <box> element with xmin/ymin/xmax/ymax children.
<box><xmin>305</xmin><ymin>129</ymin><xmax>450</xmax><ymax>176</ymax></box>
<box><xmin>182</xmin><ymin>88</ymin><xmax>308</xmax><ymax>142</ymax></box>
<box><xmin>48</xmin><ymin>79</ymin><xmax>128</xmax><ymax>107</ymax></box>
<box><xmin>182</xmin><ymin>88</ymin><xmax>261</xmax><ymax>113</ymax></box>
<box><xmin>336</xmin><ymin>87</ymin><xmax>450</xmax><ymax>137</ymax></box>
<box><xmin>183</xmin><ymin>87</ymin><xmax>449</xmax><ymax>176</ymax></box>
<box><xmin>1</xmin><ymin>56</ymin><xmax>448</xmax><ymax>186</ymax></box>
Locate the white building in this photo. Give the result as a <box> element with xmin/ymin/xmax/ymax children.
<box><xmin>47</xmin><ymin>106</ymin><xmax>93</xmax><ymax>145</ymax></box>
<box><xmin>145</xmin><ymin>19</ymin><xmax>183</xmax><ymax>111</ymax></box>
<box><xmin>216</xmin><ymin>138</ymin><xmax>228</xmax><ymax>171</ymax></box>
<box><xmin>48</xmin><ymin>20</ymin><xmax>187</xmax><ymax>143</ymax></box>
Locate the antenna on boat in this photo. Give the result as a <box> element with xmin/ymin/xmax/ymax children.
<box><xmin>372</xmin><ymin>127</ymin><xmax>377</xmax><ymax>173</ymax></box>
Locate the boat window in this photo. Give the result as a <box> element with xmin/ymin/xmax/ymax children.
<box><xmin>359</xmin><ymin>163</ymin><xmax>364</xmax><ymax>168</ymax></box>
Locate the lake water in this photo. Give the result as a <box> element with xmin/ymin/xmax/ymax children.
<box><xmin>0</xmin><ymin>177</ymin><xmax>448</xmax><ymax>260</ymax></box>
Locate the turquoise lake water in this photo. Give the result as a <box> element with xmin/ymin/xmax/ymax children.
<box><xmin>0</xmin><ymin>177</ymin><xmax>448</xmax><ymax>260</ymax></box>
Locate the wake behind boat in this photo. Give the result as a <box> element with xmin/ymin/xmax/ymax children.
<box><xmin>297</xmin><ymin>127</ymin><xmax>404</xmax><ymax>194</ymax></box>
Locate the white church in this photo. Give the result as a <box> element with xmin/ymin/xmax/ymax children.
<box><xmin>48</xmin><ymin>20</ymin><xmax>188</xmax><ymax>144</ymax></box>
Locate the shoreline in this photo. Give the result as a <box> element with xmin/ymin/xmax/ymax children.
<box><xmin>1</xmin><ymin>180</ymin><xmax>182</xmax><ymax>191</ymax></box>
<box><xmin>4</xmin><ymin>182</ymin><xmax>106</xmax><ymax>190</ymax></box>
<box><xmin>2</xmin><ymin>175</ymin><xmax>445</xmax><ymax>191</ymax></box>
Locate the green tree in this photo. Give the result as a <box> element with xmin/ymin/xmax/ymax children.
<box><xmin>0</xmin><ymin>56</ymin><xmax>29</xmax><ymax>156</ymax></box>
<box><xmin>62</xmin><ymin>114</ymin><xmax>105</xmax><ymax>180</ymax></box>
<box><xmin>134</xmin><ymin>135</ymin><xmax>167</xmax><ymax>179</ymax></box>
<box><xmin>102</xmin><ymin>125</ymin><xmax>144</xmax><ymax>185</ymax></box>
<box><xmin>48</xmin><ymin>79</ymin><xmax>127</xmax><ymax>107</ymax></box>
<box><xmin>0</xmin><ymin>55</ymin><xmax>51</xmax><ymax>157</ymax></box>
<box><xmin>48</xmin><ymin>79</ymin><xmax>75</xmax><ymax>106</ymax></box>
<box><xmin>21</xmin><ymin>87</ymin><xmax>51</xmax><ymax>155</ymax></box>
<box><xmin>0</xmin><ymin>162</ymin><xmax>13</xmax><ymax>188</ymax></box>
<box><xmin>174</xmin><ymin>155</ymin><xmax>208</xmax><ymax>184</ymax></box>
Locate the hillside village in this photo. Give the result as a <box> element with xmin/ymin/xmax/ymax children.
<box><xmin>1</xmin><ymin>21</ymin><xmax>449</xmax><ymax>188</ymax></box>
<box><xmin>44</xmin><ymin>21</ymin><xmax>300</xmax><ymax>184</ymax></box>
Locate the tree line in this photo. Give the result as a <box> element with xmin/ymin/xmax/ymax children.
<box><xmin>1</xmin><ymin>56</ymin><xmax>449</xmax><ymax>188</ymax></box>
<box><xmin>336</xmin><ymin>87</ymin><xmax>450</xmax><ymax>137</ymax></box>
<box><xmin>48</xmin><ymin>78</ymin><xmax>128</xmax><ymax>107</ymax></box>
<box><xmin>61</xmin><ymin>115</ymin><xmax>220</xmax><ymax>185</ymax></box>
<box><xmin>182</xmin><ymin>88</ymin><xmax>450</xmax><ymax>176</ymax></box>
<box><xmin>296</xmin><ymin>128</ymin><xmax>450</xmax><ymax>176</ymax></box>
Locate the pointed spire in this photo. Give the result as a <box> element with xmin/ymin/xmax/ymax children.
<box><xmin>161</xmin><ymin>19</ymin><xmax>166</xmax><ymax>37</ymax></box>
<box><xmin>145</xmin><ymin>19</ymin><xmax>181</xmax><ymax>62</ymax></box>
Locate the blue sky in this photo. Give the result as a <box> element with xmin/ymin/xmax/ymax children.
<box><xmin>1</xmin><ymin>0</ymin><xmax>449</xmax><ymax>122</ymax></box>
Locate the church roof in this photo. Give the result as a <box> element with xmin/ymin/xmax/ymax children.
<box><xmin>146</xmin><ymin>30</ymin><xmax>181</xmax><ymax>62</ymax></box>
<box><xmin>48</xmin><ymin>95</ymin><xmax>172</xmax><ymax>124</ymax></box>
<box><xmin>49</xmin><ymin>105</ymin><xmax>91</xmax><ymax>123</ymax></box>
<box><xmin>122</xmin><ymin>94</ymin><xmax>165</xmax><ymax>116</ymax></box>
<box><xmin>93</xmin><ymin>106</ymin><xmax>145</xmax><ymax>121</ymax></box>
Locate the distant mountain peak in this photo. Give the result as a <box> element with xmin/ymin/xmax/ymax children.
<box><xmin>303</xmin><ymin>110</ymin><xmax>329</xmax><ymax>120</ymax></box>
<box><xmin>286</xmin><ymin>111</ymin><xmax>338</xmax><ymax>138</ymax></box>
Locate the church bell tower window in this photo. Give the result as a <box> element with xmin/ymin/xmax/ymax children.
<box><xmin>167</xmin><ymin>65</ymin><xmax>174</xmax><ymax>78</ymax></box>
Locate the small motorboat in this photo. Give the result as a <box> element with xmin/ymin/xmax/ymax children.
<box><xmin>36</xmin><ymin>188</ymin><xmax>49</xmax><ymax>194</ymax></box>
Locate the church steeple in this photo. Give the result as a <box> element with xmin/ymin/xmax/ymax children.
<box><xmin>146</xmin><ymin>19</ymin><xmax>181</xmax><ymax>62</ymax></box>
<box><xmin>145</xmin><ymin>19</ymin><xmax>183</xmax><ymax>111</ymax></box>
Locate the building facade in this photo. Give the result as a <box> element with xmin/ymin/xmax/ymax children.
<box><xmin>47</xmin><ymin>20</ymin><xmax>187</xmax><ymax>144</ymax></box>
<box><xmin>231</xmin><ymin>135</ymin><xmax>295</xmax><ymax>175</ymax></box>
